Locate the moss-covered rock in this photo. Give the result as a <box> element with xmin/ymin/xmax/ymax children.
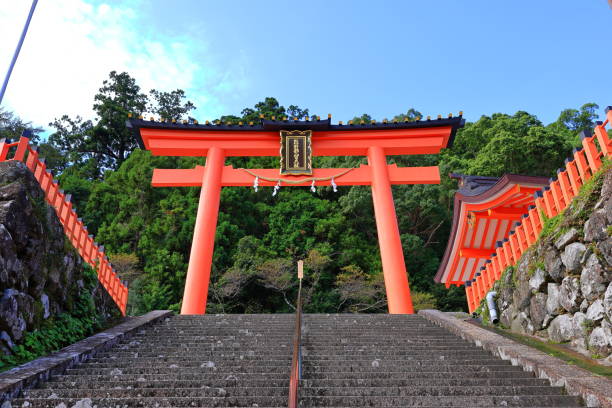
<box><xmin>0</xmin><ymin>161</ymin><xmax>120</xmax><ymax>370</ymax></box>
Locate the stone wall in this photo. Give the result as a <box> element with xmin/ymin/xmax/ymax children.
<box><xmin>483</xmin><ymin>165</ymin><xmax>611</xmax><ymax>363</ymax></box>
<box><xmin>0</xmin><ymin>161</ymin><xmax>119</xmax><ymax>356</ymax></box>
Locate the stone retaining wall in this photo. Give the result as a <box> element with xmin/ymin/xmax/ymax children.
<box><xmin>482</xmin><ymin>166</ymin><xmax>611</xmax><ymax>363</ymax></box>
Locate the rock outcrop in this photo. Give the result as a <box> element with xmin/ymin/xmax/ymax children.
<box><xmin>482</xmin><ymin>165</ymin><xmax>612</xmax><ymax>363</ymax></box>
<box><xmin>0</xmin><ymin>161</ymin><xmax>118</xmax><ymax>357</ymax></box>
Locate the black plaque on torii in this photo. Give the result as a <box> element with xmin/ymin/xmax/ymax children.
<box><xmin>280</xmin><ymin>130</ymin><xmax>312</xmax><ymax>175</ymax></box>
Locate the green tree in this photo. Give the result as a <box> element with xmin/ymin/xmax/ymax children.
<box><xmin>149</xmin><ymin>89</ymin><xmax>195</xmax><ymax>121</ymax></box>
<box><xmin>0</xmin><ymin>108</ymin><xmax>44</xmax><ymax>143</ymax></box>
<box><xmin>49</xmin><ymin>71</ymin><xmax>194</xmax><ymax>175</ymax></box>
<box><xmin>556</xmin><ymin>103</ymin><xmax>599</xmax><ymax>135</ymax></box>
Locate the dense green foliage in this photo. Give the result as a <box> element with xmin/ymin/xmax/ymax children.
<box><xmin>3</xmin><ymin>71</ymin><xmax>602</xmax><ymax>315</ymax></box>
<box><xmin>0</xmin><ymin>266</ymin><xmax>108</xmax><ymax>371</ymax></box>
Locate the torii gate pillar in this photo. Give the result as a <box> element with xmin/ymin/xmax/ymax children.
<box><xmin>368</xmin><ymin>146</ymin><xmax>413</xmax><ymax>314</ymax></box>
<box><xmin>181</xmin><ymin>147</ymin><xmax>224</xmax><ymax>314</ymax></box>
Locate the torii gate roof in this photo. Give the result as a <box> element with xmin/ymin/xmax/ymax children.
<box><xmin>127</xmin><ymin>116</ymin><xmax>465</xmax><ymax>157</ymax></box>
<box><xmin>435</xmin><ymin>173</ymin><xmax>549</xmax><ymax>287</ymax></box>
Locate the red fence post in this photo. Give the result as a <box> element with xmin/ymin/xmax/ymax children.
<box><xmin>543</xmin><ymin>188</ymin><xmax>557</xmax><ymax>217</ymax></box>
<box><xmin>0</xmin><ymin>139</ymin><xmax>11</xmax><ymax>161</ymax></box>
<box><xmin>580</xmin><ymin>131</ymin><xmax>602</xmax><ymax>173</ymax></box>
<box><xmin>13</xmin><ymin>137</ymin><xmax>29</xmax><ymax>161</ymax></box>
<box><xmin>25</xmin><ymin>145</ymin><xmax>38</xmax><ymax>171</ymax></box>
<box><xmin>549</xmin><ymin>179</ymin><xmax>564</xmax><ymax>212</ymax></box>
<box><xmin>565</xmin><ymin>159</ymin><xmax>582</xmax><ymax>195</ymax></box>
<box><xmin>528</xmin><ymin>205</ymin><xmax>541</xmax><ymax>236</ymax></box>
<box><xmin>594</xmin><ymin>124</ymin><xmax>610</xmax><ymax>157</ymax></box>
<box><xmin>465</xmin><ymin>283</ymin><xmax>474</xmax><ymax>313</ymax></box>
<box><xmin>557</xmin><ymin>170</ymin><xmax>572</xmax><ymax>204</ymax></box>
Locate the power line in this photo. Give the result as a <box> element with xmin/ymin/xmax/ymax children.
<box><xmin>0</xmin><ymin>0</ymin><xmax>39</xmax><ymax>105</ymax></box>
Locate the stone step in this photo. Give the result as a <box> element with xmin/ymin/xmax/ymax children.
<box><xmin>50</xmin><ymin>370</ymin><xmax>538</xmax><ymax>382</ymax></box>
<box><xmin>85</xmin><ymin>352</ymin><xmax>492</xmax><ymax>364</ymax></box>
<box><xmin>52</xmin><ymin>372</ymin><xmax>291</xmax><ymax>381</ymax></box>
<box><xmin>39</xmin><ymin>377</ymin><xmax>553</xmax><ymax>389</ymax></box>
<box><xmin>73</xmin><ymin>358</ymin><xmax>505</xmax><ymax>370</ymax></box>
<box><xmin>75</xmin><ymin>360</ymin><xmax>293</xmax><ymax>368</ymax></box>
<box><xmin>70</xmin><ymin>357</ymin><xmax>513</xmax><ymax>370</ymax></box>
<box><xmin>302</xmin><ymin>365</ymin><xmax>523</xmax><ymax>374</ymax></box>
<box><xmin>10</xmin><ymin>394</ymin><xmax>583</xmax><ymax>407</ymax></box>
<box><xmin>91</xmin><ymin>346</ymin><xmax>482</xmax><ymax>358</ymax></box>
<box><xmin>23</xmin><ymin>385</ymin><xmax>569</xmax><ymax>399</ymax></box>
<box><xmin>116</xmin><ymin>339</ymin><xmax>473</xmax><ymax>345</ymax></box>
<box><xmin>63</xmin><ymin>366</ymin><xmax>293</xmax><ymax>375</ymax></box>
<box><xmin>7</xmin><ymin>313</ymin><xmax>584</xmax><ymax>408</ymax></box>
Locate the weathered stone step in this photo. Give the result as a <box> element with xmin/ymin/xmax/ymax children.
<box><xmin>40</xmin><ymin>377</ymin><xmax>552</xmax><ymax>390</ymax></box>
<box><xmin>107</xmin><ymin>345</ymin><xmax>294</xmax><ymax>352</ymax></box>
<box><xmin>115</xmin><ymin>339</ymin><xmax>463</xmax><ymax>347</ymax></box>
<box><xmin>24</xmin><ymin>384</ymin><xmax>568</xmax><ymax>399</ymax></box>
<box><xmin>50</xmin><ymin>369</ymin><xmax>538</xmax><ymax>383</ymax></box>
<box><xmin>302</xmin><ymin>348</ymin><xmax>492</xmax><ymax>355</ymax></box>
<box><xmin>76</xmin><ymin>359</ymin><xmax>293</xmax><ymax>368</ymax></box>
<box><xmin>87</xmin><ymin>355</ymin><xmax>293</xmax><ymax>363</ymax></box>
<box><xmin>303</xmin><ymin>359</ymin><xmax>516</xmax><ymax>369</ymax></box>
<box><xmin>23</xmin><ymin>386</ymin><xmax>289</xmax><ymax>398</ymax></box>
<box><xmin>63</xmin><ymin>366</ymin><xmax>292</xmax><ymax>375</ymax></box>
<box><xmin>92</xmin><ymin>346</ymin><xmax>481</xmax><ymax>358</ymax></box>
<box><xmin>85</xmin><ymin>353</ymin><xmax>491</xmax><ymax>364</ymax></box>
<box><xmin>52</xmin><ymin>372</ymin><xmax>291</xmax><ymax>382</ymax></box>
<box><xmin>11</xmin><ymin>394</ymin><xmax>583</xmax><ymax>407</ymax></box>
<box><xmin>302</xmin><ymin>335</ymin><xmax>461</xmax><ymax>339</ymax></box>
<box><xmin>41</xmin><ymin>379</ymin><xmax>291</xmax><ymax>389</ymax></box>
<box><xmin>71</xmin><ymin>357</ymin><xmax>512</xmax><ymax>371</ymax></box>
<box><xmin>301</xmin><ymin>365</ymin><xmax>527</xmax><ymax>378</ymax></box>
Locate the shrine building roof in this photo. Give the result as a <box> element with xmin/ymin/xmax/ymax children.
<box><xmin>434</xmin><ymin>173</ymin><xmax>550</xmax><ymax>287</ymax></box>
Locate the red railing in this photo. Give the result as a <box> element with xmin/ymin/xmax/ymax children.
<box><xmin>0</xmin><ymin>136</ymin><xmax>128</xmax><ymax>315</ymax></box>
<box><xmin>288</xmin><ymin>275</ymin><xmax>303</xmax><ymax>408</ymax></box>
<box><xmin>466</xmin><ymin>111</ymin><xmax>612</xmax><ymax>313</ymax></box>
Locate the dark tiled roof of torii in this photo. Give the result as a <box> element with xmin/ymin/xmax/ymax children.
<box><xmin>127</xmin><ymin>114</ymin><xmax>466</xmax><ymax>148</ymax></box>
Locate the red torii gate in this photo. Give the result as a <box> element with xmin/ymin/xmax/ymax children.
<box><xmin>128</xmin><ymin>115</ymin><xmax>464</xmax><ymax>315</ymax></box>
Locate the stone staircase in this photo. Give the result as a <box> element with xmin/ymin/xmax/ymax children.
<box><xmin>9</xmin><ymin>314</ymin><xmax>583</xmax><ymax>407</ymax></box>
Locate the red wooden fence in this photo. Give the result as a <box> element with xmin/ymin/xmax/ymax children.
<box><xmin>465</xmin><ymin>112</ymin><xmax>612</xmax><ymax>313</ymax></box>
<box><xmin>0</xmin><ymin>136</ymin><xmax>128</xmax><ymax>315</ymax></box>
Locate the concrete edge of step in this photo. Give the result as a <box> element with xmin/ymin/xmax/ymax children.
<box><xmin>418</xmin><ymin>309</ymin><xmax>612</xmax><ymax>408</ymax></box>
<box><xmin>0</xmin><ymin>310</ymin><xmax>173</xmax><ymax>404</ymax></box>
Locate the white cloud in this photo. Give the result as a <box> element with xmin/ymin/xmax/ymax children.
<box><xmin>0</xmin><ymin>0</ymin><xmax>244</xmax><ymax>131</ymax></box>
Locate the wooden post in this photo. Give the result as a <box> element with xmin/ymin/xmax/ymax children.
<box><xmin>367</xmin><ymin>146</ymin><xmax>414</xmax><ymax>314</ymax></box>
<box><xmin>565</xmin><ymin>160</ymin><xmax>582</xmax><ymax>195</ymax></box>
<box><xmin>181</xmin><ymin>147</ymin><xmax>225</xmax><ymax>315</ymax></box>
<box><xmin>13</xmin><ymin>137</ymin><xmax>28</xmax><ymax>161</ymax></box>
<box><xmin>573</xmin><ymin>148</ymin><xmax>591</xmax><ymax>183</ymax></box>
<box><xmin>0</xmin><ymin>139</ymin><xmax>11</xmax><ymax>161</ymax></box>
<box><xmin>581</xmin><ymin>132</ymin><xmax>601</xmax><ymax>173</ymax></box>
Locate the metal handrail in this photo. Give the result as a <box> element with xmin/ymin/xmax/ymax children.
<box><xmin>288</xmin><ymin>274</ymin><xmax>303</xmax><ymax>408</ymax></box>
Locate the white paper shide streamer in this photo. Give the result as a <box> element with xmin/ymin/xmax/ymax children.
<box><xmin>253</xmin><ymin>176</ymin><xmax>259</xmax><ymax>192</ymax></box>
<box><xmin>272</xmin><ymin>180</ymin><xmax>281</xmax><ymax>196</ymax></box>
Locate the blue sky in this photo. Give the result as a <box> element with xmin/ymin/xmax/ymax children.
<box><xmin>1</xmin><ymin>1</ymin><xmax>611</xmax><ymax>129</ymax></box>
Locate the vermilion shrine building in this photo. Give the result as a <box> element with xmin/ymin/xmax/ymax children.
<box><xmin>128</xmin><ymin>115</ymin><xmax>464</xmax><ymax>315</ymax></box>
<box><xmin>435</xmin><ymin>174</ymin><xmax>549</xmax><ymax>287</ymax></box>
